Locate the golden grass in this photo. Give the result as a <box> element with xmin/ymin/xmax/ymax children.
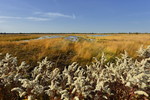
<box><xmin>0</xmin><ymin>34</ymin><xmax>44</xmax><ymax>41</ymax></box>
<box><xmin>0</xmin><ymin>33</ymin><xmax>150</xmax><ymax>67</ymax></box>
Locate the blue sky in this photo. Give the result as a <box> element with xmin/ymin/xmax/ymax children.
<box><xmin>0</xmin><ymin>0</ymin><xmax>150</xmax><ymax>33</ymax></box>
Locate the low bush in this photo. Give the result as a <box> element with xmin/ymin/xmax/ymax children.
<box><xmin>0</xmin><ymin>46</ymin><xmax>150</xmax><ymax>100</ymax></box>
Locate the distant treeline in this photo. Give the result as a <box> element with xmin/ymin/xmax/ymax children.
<box><xmin>0</xmin><ymin>32</ymin><xmax>150</xmax><ymax>34</ymax></box>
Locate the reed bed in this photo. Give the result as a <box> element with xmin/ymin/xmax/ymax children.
<box><xmin>0</xmin><ymin>34</ymin><xmax>150</xmax><ymax>67</ymax></box>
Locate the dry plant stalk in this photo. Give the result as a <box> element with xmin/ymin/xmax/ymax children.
<box><xmin>0</xmin><ymin>46</ymin><xmax>149</xmax><ymax>100</ymax></box>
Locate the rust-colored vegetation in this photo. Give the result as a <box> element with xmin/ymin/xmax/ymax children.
<box><xmin>0</xmin><ymin>33</ymin><xmax>150</xmax><ymax>67</ymax></box>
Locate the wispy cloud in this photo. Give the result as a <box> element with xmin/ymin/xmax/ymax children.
<box><xmin>34</xmin><ymin>12</ymin><xmax>76</xmax><ymax>19</ymax></box>
<box><xmin>0</xmin><ymin>16</ymin><xmax>50</xmax><ymax>21</ymax></box>
<box><xmin>0</xmin><ymin>12</ymin><xmax>76</xmax><ymax>22</ymax></box>
<box><xmin>25</xmin><ymin>17</ymin><xmax>50</xmax><ymax>21</ymax></box>
<box><xmin>46</xmin><ymin>12</ymin><xmax>76</xmax><ymax>19</ymax></box>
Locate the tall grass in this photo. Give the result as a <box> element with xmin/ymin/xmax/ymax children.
<box><xmin>0</xmin><ymin>45</ymin><xmax>149</xmax><ymax>100</ymax></box>
<box><xmin>0</xmin><ymin>34</ymin><xmax>150</xmax><ymax>67</ymax></box>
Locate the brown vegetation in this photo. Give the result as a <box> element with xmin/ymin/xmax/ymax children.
<box><xmin>0</xmin><ymin>33</ymin><xmax>150</xmax><ymax>67</ymax></box>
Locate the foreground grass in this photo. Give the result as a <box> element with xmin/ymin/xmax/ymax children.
<box><xmin>0</xmin><ymin>33</ymin><xmax>150</xmax><ymax>67</ymax></box>
<box><xmin>0</xmin><ymin>46</ymin><xmax>149</xmax><ymax>100</ymax></box>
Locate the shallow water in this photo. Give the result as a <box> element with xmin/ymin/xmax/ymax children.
<box><xmin>37</xmin><ymin>36</ymin><xmax>63</xmax><ymax>39</ymax></box>
<box><xmin>22</xmin><ymin>35</ymin><xmax>63</xmax><ymax>41</ymax></box>
<box><xmin>64</xmin><ymin>36</ymin><xmax>79</xmax><ymax>41</ymax></box>
<box><xmin>22</xmin><ymin>35</ymin><xmax>101</xmax><ymax>42</ymax></box>
<box><xmin>38</xmin><ymin>35</ymin><xmax>80</xmax><ymax>42</ymax></box>
<box><xmin>22</xmin><ymin>35</ymin><xmax>80</xmax><ymax>41</ymax></box>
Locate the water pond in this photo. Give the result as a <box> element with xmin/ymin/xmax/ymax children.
<box><xmin>64</xmin><ymin>36</ymin><xmax>79</xmax><ymax>41</ymax></box>
<box><xmin>22</xmin><ymin>34</ymin><xmax>111</xmax><ymax>42</ymax></box>
<box><xmin>37</xmin><ymin>36</ymin><xmax>63</xmax><ymax>39</ymax></box>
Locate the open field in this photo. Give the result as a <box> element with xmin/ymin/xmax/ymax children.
<box><xmin>1</xmin><ymin>0</ymin><xmax>150</xmax><ymax>100</ymax></box>
<box><xmin>0</xmin><ymin>33</ymin><xmax>150</xmax><ymax>100</ymax></box>
<box><xmin>0</xmin><ymin>33</ymin><xmax>150</xmax><ymax>67</ymax></box>
<box><xmin>0</xmin><ymin>35</ymin><xmax>150</xmax><ymax>99</ymax></box>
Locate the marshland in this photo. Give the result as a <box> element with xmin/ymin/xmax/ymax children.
<box><xmin>1</xmin><ymin>0</ymin><xmax>150</xmax><ymax>99</ymax></box>
<box><xmin>0</xmin><ymin>33</ymin><xmax>150</xmax><ymax>100</ymax></box>
<box><xmin>0</xmin><ymin>33</ymin><xmax>150</xmax><ymax>67</ymax></box>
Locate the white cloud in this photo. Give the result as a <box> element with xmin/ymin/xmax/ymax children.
<box><xmin>46</xmin><ymin>12</ymin><xmax>75</xmax><ymax>19</ymax></box>
<box><xmin>25</xmin><ymin>17</ymin><xmax>50</xmax><ymax>21</ymax></box>
<box><xmin>35</xmin><ymin>12</ymin><xmax>76</xmax><ymax>19</ymax></box>
<box><xmin>0</xmin><ymin>12</ymin><xmax>76</xmax><ymax>22</ymax></box>
<box><xmin>0</xmin><ymin>15</ymin><xmax>48</xmax><ymax>21</ymax></box>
